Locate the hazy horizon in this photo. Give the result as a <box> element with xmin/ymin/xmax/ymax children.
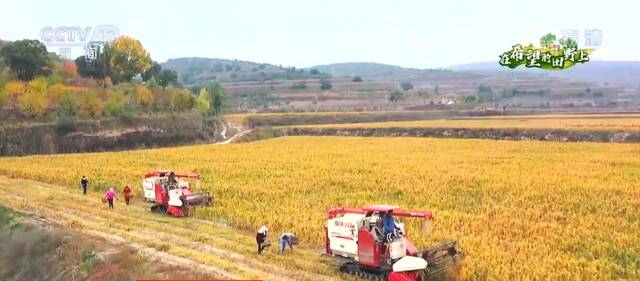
<box><xmin>2</xmin><ymin>0</ymin><xmax>639</xmax><ymax>68</ymax></box>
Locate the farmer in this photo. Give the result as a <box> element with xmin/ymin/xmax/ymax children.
<box><xmin>278</xmin><ymin>232</ymin><xmax>297</xmax><ymax>254</ymax></box>
<box><xmin>383</xmin><ymin>211</ymin><xmax>399</xmax><ymax>241</ymax></box>
<box><xmin>81</xmin><ymin>176</ymin><xmax>89</xmax><ymax>195</ymax></box>
<box><xmin>104</xmin><ymin>187</ymin><xmax>118</xmax><ymax>209</ymax></box>
<box><xmin>123</xmin><ymin>185</ymin><xmax>133</xmax><ymax>205</ymax></box>
<box><xmin>168</xmin><ymin>172</ymin><xmax>178</xmax><ymax>185</ymax></box>
<box><xmin>256</xmin><ymin>225</ymin><xmax>268</xmax><ymax>255</ymax></box>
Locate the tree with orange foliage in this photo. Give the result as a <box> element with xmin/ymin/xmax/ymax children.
<box><xmin>48</xmin><ymin>84</ymin><xmax>68</xmax><ymax>105</ymax></box>
<box><xmin>57</xmin><ymin>61</ymin><xmax>78</xmax><ymax>79</ymax></box>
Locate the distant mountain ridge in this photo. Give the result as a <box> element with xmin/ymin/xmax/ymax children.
<box><xmin>308</xmin><ymin>62</ymin><xmax>422</xmax><ymax>77</ymax></box>
<box><xmin>451</xmin><ymin>60</ymin><xmax>640</xmax><ymax>88</ymax></box>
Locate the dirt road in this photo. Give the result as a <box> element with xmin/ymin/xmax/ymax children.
<box><xmin>0</xmin><ymin>176</ymin><xmax>345</xmax><ymax>281</ymax></box>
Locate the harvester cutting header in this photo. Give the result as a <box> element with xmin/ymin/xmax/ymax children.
<box><xmin>142</xmin><ymin>170</ymin><xmax>212</xmax><ymax>217</ymax></box>
<box><xmin>323</xmin><ymin>205</ymin><xmax>462</xmax><ymax>281</ymax></box>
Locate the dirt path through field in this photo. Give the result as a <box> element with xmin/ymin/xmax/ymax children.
<box><xmin>0</xmin><ymin>176</ymin><xmax>345</xmax><ymax>281</ymax></box>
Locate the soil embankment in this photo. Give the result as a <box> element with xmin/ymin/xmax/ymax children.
<box><xmin>275</xmin><ymin>126</ymin><xmax>640</xmax><ymax>142</ymax></box>
<box><xmin>0</xmin><ymin>114</ymin><xmax>236</xmax><ymax>156</ymax></box>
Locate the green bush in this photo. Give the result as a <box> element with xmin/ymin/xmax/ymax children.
<box><xmin>172</xmin><ymin>89</ymin><xmax>194</xmax><ymax>111</ymax></box>
<box><xmin>56</xmin><ymin>93</ymin><xmax>78</xmax><ymax>117</ymax></box>
<box><xmin>104</xmin><ymin>98</ymin><xmax>124</xmax><ymax>116</ymax></box>
<box><xmin>79</xmin><ymin>249</ymin><xmax>97</xmax><ymax>270</ymax></box>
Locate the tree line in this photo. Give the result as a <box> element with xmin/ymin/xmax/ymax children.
<box><xmin>0</xmin><ymin>36</ymin><xmax>224</xmax><ymax>120</ymax></box>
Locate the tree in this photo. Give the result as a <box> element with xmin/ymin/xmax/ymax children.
<box><xmin>320</xmin><ymin>78</ymin><xmax>332</xmax><ymax>90</ymax></box>
<box><xmin>146</xmin><ymin>77</ymin><xmax>160</xmax><ymax>90</ymax></box>
<box><xmin>158</xmin><ymin>69</ymin><xmax>178</xmax><ymax>88</ymax></box>
<box><xmin>135</xmin><ymin>85</ymin><xmax>154</xmax><ymax>109</ymax></box>
<box><xmin>109</xmin><ymin>36</ymin><xmax>152</xmax><ymax>83</ymax></box>
<box><xmin>0</xmin><ymin>40</ymin><xmax>52</xmax><ymax>80</ymax></box>
<box><xmin>352</xmin><ymin>76</ymin><xmax>363</xmax><ymax>82</ymax></box>
<box><xmin>142</xmin><ymin>61</ymin><xmax>162</xmax><ymax>81</ymax></box>
<box><xmin>196</xmin><ymin>88</ymin><xmax>211</xmax><ymax>116</ymax></box>
<box><xmin>204</xmin><ymin>81</ymin><xmax>225</xmax><ymax>116</ymax></box>
<box><xmin>464</xmin><ymin>95</ymin><xmax>478</xmax><ymax>103</ymax></box>
<box><xmin>75</xmin><ymin>43</ymin><xmax>110</xmax><ymax>80</ymax></box>
<box><xmin>18</xmin><ymin>91</ymin><xmax>48</xmax><ymax>118</ymax></box>
<box><xmin>400</xmin><ymin>81</ymin><xmax>414</xmax><ymax>91</ymax></box>
<box><xmin>389</xmin><ymin>90</ymin><xmax>405</xmax><ymax>104</ymax></box>
<box><xmin>309</xmin><ymin>69</ymin><xmax>320</xmax><ymax>75</ymax></box>
<box><xmin>434</xmin><ymin>85</ymin><xmax>440</xmax><ymax>95</ymax></box>
<box><xmin>477</xmin><ymin>84</ymin><xmax>494</xmax><ymax>103</ymax></box>
<box><xmin>57</xmin><ymin>61</ymin><xmax>78</xmax><ymax>79</ymax></box>
<box><xmin>540</xmin><ymin>33</ymin><xmax>557</xmax><ymax>48</ymax></box>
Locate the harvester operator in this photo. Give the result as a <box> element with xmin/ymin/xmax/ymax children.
<box><xmin>168</xmin><ymin>172</ymin><xmax>178</xmax><ymax>187</ymax></box>
<box><xmin>383</xmin><ymin>211</ymin><xmax>399</xmax><ymax>241</ymax></box>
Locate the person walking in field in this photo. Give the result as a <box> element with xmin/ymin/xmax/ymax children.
<box><xmin>278</xmin><ymin>232</ymin><xmax>297</xmax><ymax>254</ymax></box>
<box><xmin>104</xmin><ymin>187</ymin><xmax>118</xmax><ymax>209</ymax></box>
<box><xmin>123</xmin><ymin>185</ymin><xmax>133</xmax><ymax>205</ymax></box>
<box><xmin>81</xmin><ymin>176</ymin><xmax>89</xmax><ymax>195</ymax></box>
<box><xmin>256</xmin><ymin>225</ymin><xmax>268</xmax><ymax>255</ymax></box>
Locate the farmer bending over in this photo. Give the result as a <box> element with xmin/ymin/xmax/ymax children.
<box><xmin>279</xmin><ymin>232</ymin><xmax>297</xmax><ymax>254</ymax></box>
<box><xmin>256</xmin><ymin>225</ymin><xmax>268</xmax><ymax>255</ymax></box>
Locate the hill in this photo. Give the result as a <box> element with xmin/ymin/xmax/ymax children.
<box><xmin>308</xmin><ymin>62</ymin><xmax>422</xmax><ymax>78</ymax></box>
<box><xmin>451</xmin><ymin>61</ymin><xmax>640</xmax><ymax>88</ymax></box>
<box><xmin>162</xmin><ymin>57</ymin><xmax>326</xmax><ymax>88</ymax></box>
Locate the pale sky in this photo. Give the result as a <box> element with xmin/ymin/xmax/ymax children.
<box><xmin>1</xmin><ymin>0</ymin><xmax>637</xmax><ymax>68</ymax></box>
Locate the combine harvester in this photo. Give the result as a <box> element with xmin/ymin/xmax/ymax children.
<box><xmin>142</xmin><ymin>170</ymin><xmax>213</xmax><ymax>217</ymax></box>
<box><xmin>324</xmin><ymin>205</ymin><xmax>462</xmax><ymax>281</ymax></box>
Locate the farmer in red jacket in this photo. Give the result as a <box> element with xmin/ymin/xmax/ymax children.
<box><xmin>123</xmin><ymin>185</ymin><xmax>133</xmax><ymax>205</ymax></box>
<box><xmin>104</xmin><ymin>187</ymin><xmax>118</xmax><ymax>209</ymax></box>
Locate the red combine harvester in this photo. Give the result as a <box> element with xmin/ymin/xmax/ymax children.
<box><xmin>323</xmin><ymin>205</ymin><xmax>462</xmax><ymax>281</ymax></box>
<box><xmin>142</xmin><ymin>170</ymin><xmax>213</xmax><ymax>217</ymax></box>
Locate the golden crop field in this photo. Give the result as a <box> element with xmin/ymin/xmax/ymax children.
<box><xmin>0</xmin><ymin>136</ymin><xmax>638</xmax><ymax>280</ymax></box>
<box><xmin>293</xmin><ymin>114</ymin><xmax>640</xmax><ymax>131</ymax></box>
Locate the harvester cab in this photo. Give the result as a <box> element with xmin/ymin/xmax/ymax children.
<box><xmin>143</xmin><ymin>170</ymin><xmax>213</xmax><ymax>217</ymax></box>
<box><xmin>324</xmin><ymin>205</ymin><xmax>462</xmax><ymax>281</ymax></box>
